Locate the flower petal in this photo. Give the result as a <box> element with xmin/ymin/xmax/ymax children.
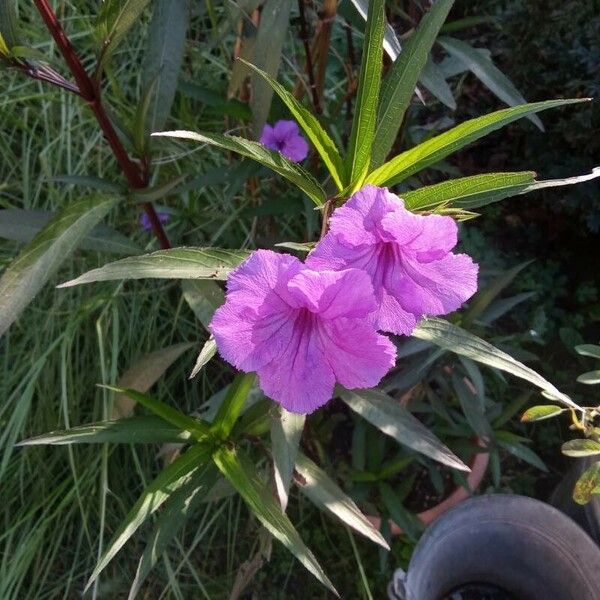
<box><xmin>259</xmin><ymin>124</ymin><xmax>277</xmax><ymax>150</ymax></box>
<box><xmin>272</xmin><ymin>119</ymin><xmax>299</xmax><ymax>140</ymax></box>
<box><xmin>396</xmin><ymin>252</ymin><xmax>479</xmax><ymax>316</ymax></box>
<box><xmin>282</xmin><ymin>135</ymin><xmax>309</xmax><ymax>162</ymax></box>
<box><xmin>287</xmin><ymin>268</ymin><xmax>376</xmax><ymax>320</ymax></box>
<box><xmin>318</xmin><ymin>318</ymin><xmax>396</xmax><ymax>389</ymax></box>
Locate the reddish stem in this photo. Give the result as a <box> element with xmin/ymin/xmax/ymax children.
<box><xmin>33</xmin><ymin>0</ymin><xmax>171</xmax><ymax>249</ymax></box>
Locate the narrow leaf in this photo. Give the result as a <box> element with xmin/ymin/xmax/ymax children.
<box><xmin>0</xmin><ymin>0</ymin><xmax>19</xmax><ymax>49</ymax></box>
<box><xmin>213</xmin><ymin>445</ymin><xmax>338</xmax><ymax>595</ymax></box>
<box><xmin>296</xmin><ymin>452</ymin><xmax>389</xmax><ymax>549</ymax></box>
<box><xmin>378</xmin><ymin>482</ymin><xmax>422</xmax><ymax>541</ymax></box>
<box><xmin>189</xmin><ymin>336</ymin><xmax>217</xmax><ymax>379</ymax></box>
<box><xmin>152</xmin><ymin>130</ymin><xmax>326</xmax><ymax>206</ymax></box>
<box><xmin>58</xmin><ymin>247</ymin><xmax>249</xmax><ymax>288</ymax></box>
<box><xmin>181</xmin><ymin>279</ymin><xmax>224</xmax><ymax>329</ymax></box>
<box><xmin>211</xmin><ymin>373</ymin><xmax>256</xmax><ymax>439</ymax></box>
<box><xmin>349</xmin><ymin>0</ymin><xmax>401</xmax><ymax>61</ymax></box>
<box><xmin>17</xmin><ymin>416</ymin><xmax>190</xmax><ymax>446</ymax></box>
<box><xmin>575</xmin><ymin>344</ymin><xmax>600</xmax><ymax>360</ymax></box>
<box><xmin>345</xmin><ymin>0</ymin><xmax>385</xmax><ymax>186</ymax></box>
<box><xmin>577</xmin><ymin>370</ymin><xmax>600</xmax><ymax>385</ymax></box>
<box><xmin>562</xmin><ymin>440</ymin><xmax>600</xmax><ymax>458</ymax></box>
<box><xmin>340</xmin><ymin>388</ymin><xmax>469</xmax><ymax>471</ymax></box>
<box><xmin>438</xmin><ymin>36</ymin><xmax>543</xmax><ymax>130</ymax></box>
<box><xmin>366</xmin><ymin>99</ymin><xmax>589</xmax><ymax>187</ymax></box>
<box><xmin>413</xmin><ymin>318</ymin><xmax>576</xmax><ymax>408</ymax></box>
<box><xmin>241</xmin><ymin>59</ymin><xmax>345</xmax><ymax>190</ymax></box>
<box><xmin>418</xmin><ymin>55</ymin><xmax>457</xmax><ymax>110</ymax></box>
<box><xmin>521</xmin><ymin>405</ymin><xmax>565</xmax><ymax>423</ymax></box>
<box><xmin>85</xmin><ymin>443</ymin><xmax>213</xmax><ymax>591</ymax></box>
<box><xmin>271</xmin><ymin>407</ymin><xmax>305</xmax><ymax>510</ymax></box>
<box><xmin>0</xmin><ymin>195</ymin><xmax>117</xmax><ymax>337</ymax></box>
<box><xmin>374</xmin><ymin>0</ymin><xmax>454</xmax><ymax>166</ymax></box>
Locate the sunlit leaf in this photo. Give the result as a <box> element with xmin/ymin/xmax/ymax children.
<box><xmin>210</xmin><ymin>373</ymin><xmax>256</xmax><ymax>439</ymax></box>
<box><xmin>575</xmin><ymin>344</ymin><xmax>600</xmax><ymax>360</ymax></box>
<box><xmin>573</xmin><ymin>461</ymin><xmax>600</xmax><ymax>505</ymax></box>
<box><xmin>189</xmin><ymin>336</ymin><xmax>217</xmax><ymax>379</ymax></box>
<box><xmin>577</xmin><ymin>370</ymin><xmax>600</xmax><ymax>385</ymax></box>
<box><xmin>521</xmin><ymin>405</ymin><xmax>565</xmax><ymax>423</ymax></box>
<box><xmin>562</xmin><ymin>439</ymin><xmax>600</xmax><ymax>458</ymax></box>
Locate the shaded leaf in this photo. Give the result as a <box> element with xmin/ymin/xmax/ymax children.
<box><xmin>152</xmin><ymin>130</ymin><xmax>326</xmax><ymax>206</ymax></box>
<box><xmin>17</xmin><ymin>416</ymin><xmax>189</xmax><ymax>446</ymax></box>
<box><xmin>378</xmin><ymin>481</ymin><xmax>422</xmax><ymax>541</ymax></box>
<box><xmin>497</xmin><ymin>439</ymin><xmax>547</xmax><ymax>471</ymax></box>
<box><xmin>577</xmin><ymin>370</ymin><xmax>600</xmax><ymax>385</ymax></box>
<box><xmin>340</xmin><ymin>388</ymin><xmax>469</xmax><ymax>471</ymax></box>
<box><xmin>212</xmin><ymin>445</ymin><xmax>338</xmax><ymax>595</ymax></box>
<box><xmin>58</xmin><ymin>247</ymin><xmax>249</xmax><ymax>288</ymax></box>
<box><xmin>181</xmin><ymin>279</ymin><xmax>224</xmax><ymax>329</ymax></box>
<box><xmin>0</xmin><ymin>195</ymin><xmax>117</xmax><ymax>337</ymax></box>
<box><xmin>573</xmin><ymin>461</ymin><xmax>600</xmax><ymax>505</ymax></box>
<box><xmin>418</xmin><ymin>55</ymin><xmax>456</xmax><ymax>110</ymax></box>
<box><xmin>575</xmin><ymin>344</ymin><xmax>600</xmax><ymax>360</ymax></box>
<box><xmin>562</xmin><ymin>439</ymin><xmax>600</xmax><ymax>458</ymax></box>
<box><xmin>296</xmin><ymin>452</ymin><xmax>389</xmax><ymax>549</ymax></box>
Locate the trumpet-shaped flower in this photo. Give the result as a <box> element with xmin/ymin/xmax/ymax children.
<box><xmin>210</xmin><ymin>250</ymin><xmax>396</xmax><ymax>414</ymax></box>
<box><xmin>307</xmin><ymin>185</ymin><xmax>478</xmax><ymax>335</ymax></box>
<box><xmin>260</xmin><ymin>120</ymin><xmax>309</xmax><ymax>163</ymax></box>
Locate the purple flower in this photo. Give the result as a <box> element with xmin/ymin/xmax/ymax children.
<box><xmin>307</xmin><ymin>185</ymin><xmax>478</xmax><ymax>336</ymax></box>
<box><xmin>260</xmin><ymin>120</ymin><xmax>309</xmax><ymax>163</ymax></box>
<box><xmin>210</xmin><ymin>250</ymin><xmax>396</xmax><ymax>414</ymax></box>
<box><xmin>139</xmin><ymin>211</ymin><xmax>170</xmax><ymax>232</ymax></box>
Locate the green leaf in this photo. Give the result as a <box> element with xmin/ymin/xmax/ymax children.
<box><xmin>373</xmin><ymin>0</ymin><xmax>454</xmax><ymax>167</ymax></box>
<box><xmin>0</xmin><ymin>208</ymin><xmax>141</xmax><ymax>255</ymax></box>
<box><xmin>577</xmin><ymin>370</ymin><xmax>600</xmax><ymax>385</ymax></box>
<box><xmin>17</xmin><ymin>416</ymin><xmax>190</xmax><ymax>446</ymax></box>
<box><xmin>47</xmin><ymin>174</ymin><xmax>124</xmax><ymax>193</ymax></box>
<box><xmin>129</xmin><ymin>463</ymin><xmax>219</xmax><ymax>599</ymax></box>
<box><xmin>573</xmin><ymin>461</ymin><xmax>600</xmax><ymax>505</ymax></box>
<box><xmin>189</xmin><ymin>336</ymin><xmax>217</xmax><ymax>379</ymax></box>
<box><xmin>562</xmin><ymin>439</ymin><xmax>600</xmax><ymax>458</ymax></box>
<box><xmin>141</xmin><ymin>0</ymin><xmax>190</xmax><ymax>137</ymax></box>
<box><xmin>418</xmin><ymin>56</ymin><xmax>457</xmax><ymax>110</ymax></box>
<box><xmin>412</xmin><ymin>318</ymin><xmax>576</xmax><ymax>408</ymax></box>
<box><xmin>58</xmin><ymin>247</ymin><xmax>249</xmax><ymax>288</ymax></box>
<box><xmin>349</xmin><ymin>0</ymin><xmax>401</xmax><ymax>61</ymax></box>
<box><xmin>378</xmin><ymin>482</ymin><xmax>422</xmax><ymax>541</ymax></box>
<box><xmin>366</xmin><ymin>99</ymin><xmax>589</xmax><ymax>187</ymax></box>
<box><xmin>211</xmin><ymin>373</ymin><xmax>256</xmax><ymax>439</ymax></box>
<box><xmin>0</xmin><ymin>0</ymin><xmax>19</xmax><ymax>49</ymax></box>
<box><xmin>295</xmin><ymin>452</ymin><xmax>389</xmax><ymax>549</ymax></box>
<box><xmin>96</xmin><ymin>0</ymin><xmax>152</xmax><ymax>68</ymax></box>
<box><xmin>340</xmin><ymin>388</ymin><xmax>469</xmax><ymax>471</ymax></box>
<box><xmin>248</xmin><ymin>0</ymin><xmax>293</xmax><ymax>135</ymax></box>
<box><xmin>402</xmin><ymin>172</ymin><xmax>536</xmax><ymax>211</ymax></box>
<box><xmin>181</xmin><ymin>279</ymin><xmax>224</xmax><ymax>329</ymax></box>
<box><xmin>271</xmin><ymin>407</ymin><xmax>305</xmax><ymax>510</ymax></box>
<box><xmin>0</xmin><ymin>195</ymin><xmax>117</xmax><ymax>337</ymax></box>
<box><xmin>240</xmin><ymin>59</ymin><xmax>345</xmax><ymax>191</ymax></box>
<box><xmin>105</xmin><ymin>386</ymin><xmax>211</xmax><ymax>441</ymax></box>
<box><xmin>84</xmin><ymin>442</ymin><xmax>213</xmax><ymax>592</ymax></box>
<box><xmin>212</xmin><ymin>445</ymin><xmax>338</xmax><ymax>595</ymax></box>
<box><xmin>520</xmin><ymin>405</ymin><xmax>565</xmax><ymax>423</ymax></box>
<box><xmin>152</xmin><ymin>130</ymin><xmax>326</xmax><ymax>206</ymax></box>
<box><xmin>575</xmin><ymin>344</ymin><xmax>600</xmax><ymax>359</ymax></box>
<box><xmin>345</xmin><ymin>0</ymin><xmax>385</xmax><ymax>187</ymax></box>
<box><xmin>452</xmin><ymin>374</ymin><xmax>492</xmax><ymax>439</ymax></box>
<box><xmin>497</xmin><ymin>439</ymin><xmax>547</xmax><ymax>472</ymax></box>
<box><xmin>438</xmin><ymin>36</ymin><xmax>543</xmax><ymax>130</ymax></box>
<box><xmin>112</xmin><ymin>343</ymin><xmax>195</xmax><ymax>418</ymax></box>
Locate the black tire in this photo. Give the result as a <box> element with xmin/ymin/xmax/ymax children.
<box><xmin>404</xmin><ymin>494</ymin><xmax>600</xmax><ymax>600</ymax></box>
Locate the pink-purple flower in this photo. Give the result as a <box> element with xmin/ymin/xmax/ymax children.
<box><xmin>210</xmin><ymin>250</ymin><xmax>396</xmax><ymax>414</ymax></box>
<box><xmin>139</xmin><ymin>211</ymin><xmax>170</xmax><ymax>232</ymax></box>
<box><xmin>307</xmin><ymin>185</ymin><xmax>478</xmax><ymax>336</ymax></box>
<box><xmin>260</xmin><ymin>120</ymin><xmax>309</xmax><ymax>163</ymax></box>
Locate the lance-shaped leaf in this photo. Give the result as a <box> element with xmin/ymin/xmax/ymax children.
<box><xmin>271</xmin><ymin>407</ymin><xmax>305</xmax><ymax>510</ymax></box>
<box><xmin>0</xmin><ymin>0</ymin><xmax>19</xmax><ymax>50</ymax></box>
<box><xmin>128</xmin><ymin>463</ymin><xmax>219</xmax><ymax>599</ymax></box>
<box><xmin>240</xmin><ymin>59</ymin><xmax>345</xmax><ymax>190</ymax></box>
<box><xmin>211</xmin><ymin>373</ymin><xmax>256</xmax><ymax>439</ymax></box>
<box><xmin>366</xmin><ymin>99</ymin><xmax>589</xmax><ymax>187</ymax></box>
<box><xmin>58</xmin><ymin>247</ymin><xmax>249</xmax><ymax>288</ymax></box>
<box><xmin>418</xmin><ymin>55</ymin><xmax>457</xmax><ymax>110</ymax></box>
<box><xmin>212</xmin><ymin>445</ymin><xmax>338</xmax><ymax>595</ymax></box>
<box><xmin>349</xmin><ymin>0</ymin><xmax>401</xmax><ymax>61</ymax></box>
<box><xmin>345</xmin><ymin>0</ymin><xmax>385</xmax><ymax>186</ymax></box>
<box><xmin>295</xmin><ymin>452</ymin><xmax>389</xmax><ymax>549</ymax></box>
<box><xmin>0</xmin><ymin>195</ymin><xmax>118</xmax><ymax>337</ymax></box>
<box><xmin>573</xmin><ymin>462</ymin><xmax>600</xmax><ymax>505</ymax></box>
<box><xmin>575</xmin><ymin>345</ymin><xmax>600</xmax><ymax>359</ymax></box>
<box><xmin>17</xmin><ymin>416</ymin><xmax>190</xmax><ymax>446</ymax></box>
<box><xmin>521</xmin><ymin>405</ymin><xmax>565</xmax><ymax>423</ymax></box>
<box><xmin>112</xmin><ymin>343</ymin><xmax>195</xmax><ymax>418</ymax></box>
<box><xmin>84</xmin><ymin>442</ymin><xmax>213</xmax><ymax>592</ymax></box>
<box><xmin>413</xmin><ymin>317</ymin><xmax>577</xmax><ymax>408</ymax></box>
<box><xmin>437</xmin><ymin>36</ymin><xmax>543</xmax><ymax>130</ymax></box>
<box><xmin>0</xmin><ymin>208</ymin><xmax>141</xmax><ymax>255</ymax></box>
<box><xmin>189</xmin><ymin>336</ymin><xmax>217</xmax><ymax>379</ymax></box>
<box><xmin>340</xmin><ymin>388</ymin><xmax>469</xmax><ymax>471</ymax></box>
<box><xmin>153</xmin><ymin>130</ymin><xmax>326</xmax><ymax>206</ymax></box>
<box><xmin>373</xmin><ymin>0</ymin><xmax>454</xmax><ymax>167</ymax></box>
<box><xmin>182</xmin><ymin>280</ymin><xmax>224</xmax><ymax>329</ymax></box>
<box><xmin>106</xmin><ymin>386</ymin><xmax>211</xmax><ymax>440</ymax></box>
<box><xmin>562</xmin><ymin>440</ymin><xmax>600</xmax><ymax>458</ymax></box>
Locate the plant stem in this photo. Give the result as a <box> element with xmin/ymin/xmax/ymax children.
<box><xmin>33</xmin><ymin>0</ymin><xmax>171</xmax><ymax>249</ymax></box>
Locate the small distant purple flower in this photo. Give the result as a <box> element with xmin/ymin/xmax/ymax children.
<box><xmin>307</xmin><ymin>185</ymin><xmax>478</xmax><ymax>336</ymax></box>
<box><xmin>260</xmin><ymin>120</ymin><xmax>309</xmax><ymax>163</ymax></box>
<box><xmin>139</xmin><ymin>211</ymin><xmax>170</xmax><ymax>232</ymax></box>
<box><xmin>210</xmin><ymin>250</ymin><xmax>396</xmax><ymax>414</ymax></box>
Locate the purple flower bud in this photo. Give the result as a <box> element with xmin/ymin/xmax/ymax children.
<box><xmin>260</xmin><ymin>120</ymin><xmax>309</xmax><ymax>162</ymax></box>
